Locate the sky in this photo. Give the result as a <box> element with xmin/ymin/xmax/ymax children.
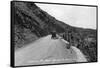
<box><xmin>35</xmin><ymin>3</ymin><xmax>96</xmax><ymax>29</ymax></box>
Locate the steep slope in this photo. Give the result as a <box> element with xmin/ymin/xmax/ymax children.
<box><xmin>12</xmin><ymin>1</ymin><xmax>97</xmax><ymax>62</ymax></box>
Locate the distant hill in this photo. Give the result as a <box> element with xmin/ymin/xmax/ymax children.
<box><xmin>12</xmin><ymin>1</ymin><xmax>97</xmax><ymax>62</ymax></box>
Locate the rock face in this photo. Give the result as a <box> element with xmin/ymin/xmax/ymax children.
<box><xmin>11</xmin><ymin>2</ymin><xmax>97</xmax><ymax>62</ymax></box>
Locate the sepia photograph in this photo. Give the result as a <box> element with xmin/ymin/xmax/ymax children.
<box><xmin>11</xmin><ymin>1</ymin><xmax>97</xmax><ymax>67</ymax></box>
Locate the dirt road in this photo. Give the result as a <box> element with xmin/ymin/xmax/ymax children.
<box><xmin>15</xmin><ymin>35</ymin><xmax>87</xmax><ymax>66</ymax></box>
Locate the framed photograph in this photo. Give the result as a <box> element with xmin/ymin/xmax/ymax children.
<box><xmin>11</xmin><ymin>1</ymin><xmax>98</xmax><ymax>67</ymax></box>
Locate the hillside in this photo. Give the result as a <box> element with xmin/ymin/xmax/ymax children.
<box><xmin>11</xmin><ymin>1</ymin><xmax>97</xmax><ymax>62</ymax></box>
